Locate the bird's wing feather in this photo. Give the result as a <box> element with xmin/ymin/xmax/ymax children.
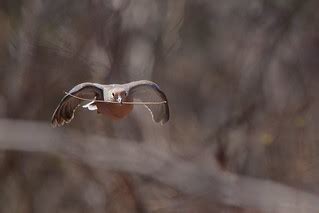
<box><xmin>126</xmin><ymin>80</ymin><xmax>169</xmax><ymax>124</ymax></box>
<box><xmin>51</xmin><ymin>83</ymin><xmax>104</xmax><ymax>127</ymax></box>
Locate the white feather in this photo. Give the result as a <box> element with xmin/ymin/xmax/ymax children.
<box><xmin>82</xmin><ymin>100</ymin><xmax>97</xmax><ymax>111</ymax></box>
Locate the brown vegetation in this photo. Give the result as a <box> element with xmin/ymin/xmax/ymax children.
<box><xmin>1</xmin><ymin>0</ymin><xmax>319</xmax><ymax>212</ymax></box>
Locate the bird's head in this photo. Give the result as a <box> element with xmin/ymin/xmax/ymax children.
<box><xmin>109</xmin><ymin>88</ymin><xmax>128</xmax><ymax>104</ymax></box>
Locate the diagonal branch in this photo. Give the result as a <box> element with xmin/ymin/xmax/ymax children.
<box><xmin>0</xmin><ymin>118</ymin><xmax>318</xmax><ymax>212</ymax></box>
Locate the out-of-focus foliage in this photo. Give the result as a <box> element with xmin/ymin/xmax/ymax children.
<box><xmin>1</xmin><ymin>0</ymin><xmax>319</xmax><ymax>212</ymax></box>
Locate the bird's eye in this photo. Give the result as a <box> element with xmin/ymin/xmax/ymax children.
<box><xmin>112</xmin><ymin>93</ymin><xmax>115</xmax><ymax>97</ymax></box>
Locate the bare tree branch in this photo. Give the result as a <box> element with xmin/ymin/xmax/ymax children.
<box><xmin>5</xmin><ymin>0</ymin><xmax>43</xmax><ymax>105</ymax></box>
<box><xmin>0</xmin><ymin>118</ymin><xmax>318</xmax><ymax>213</ymax></box>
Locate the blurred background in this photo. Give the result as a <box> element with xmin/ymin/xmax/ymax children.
<box><xmin>1</xmin><ymin>0</ymin><xmax>319</xmax><ymax>212</ymax></box>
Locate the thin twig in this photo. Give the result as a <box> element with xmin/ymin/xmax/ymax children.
<box><xmin>64</xmin><ymin>92</ymin><xmax>167</xmax><ymax>105</ymax></box>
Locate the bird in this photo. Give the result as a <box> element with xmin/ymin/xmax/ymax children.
<box><xmin>51</xmin><ymin>80</ymin><xmax>169</xmax><ymax>127</ymax></box>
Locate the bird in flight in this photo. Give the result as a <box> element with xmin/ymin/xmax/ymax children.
<box><xmin>51</xmin><ymin>80</ymin><xmax>169</xmax><ymax>127</ymax></box>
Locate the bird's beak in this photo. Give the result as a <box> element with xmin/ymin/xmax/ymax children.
<box><xmin>117</xmin><ymin>96</ymin><xmax>122</xmax><ymax>104</ymax></box>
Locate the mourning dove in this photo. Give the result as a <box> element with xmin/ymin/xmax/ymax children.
<box><xmin>51</xmin><ymin>80</ymin><xmax>169</xmax><ymax>127</ymax></box>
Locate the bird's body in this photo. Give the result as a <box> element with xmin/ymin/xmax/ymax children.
<box><xmin>95</xmin><ymin>101</ymin><xmax>133</xmax><ymax>119</ymax></box>
<box><xmin>51</xmin><ymin>80</ymin><xmax>169</xmax><ymax>127</ymax></box>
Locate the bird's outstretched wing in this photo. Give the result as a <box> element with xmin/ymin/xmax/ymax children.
<box><xmin>51</xmin><ymin>83</ymin><xmax>104</xmax><ymax>127</ymax></box>
<box><xmin>126</xmin><ymin>80</ymin><xmax>169</xmax><ymax>124</ymax></box>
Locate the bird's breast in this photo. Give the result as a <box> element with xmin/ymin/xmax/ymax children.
<box><xmin>95</xmin><ymin>102</ymin><xmax>133</xmax><ymax>120</ymax></box>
